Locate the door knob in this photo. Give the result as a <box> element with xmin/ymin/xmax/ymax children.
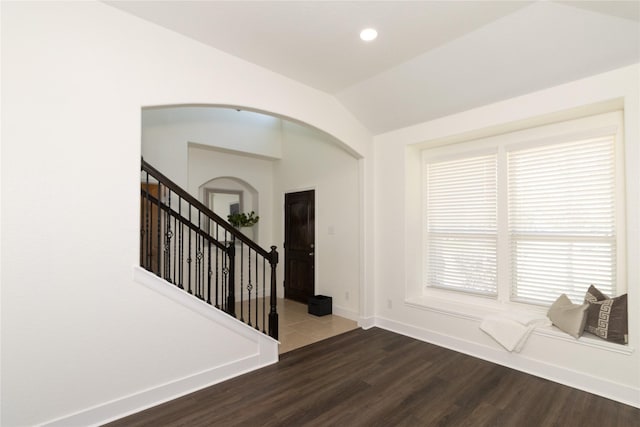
<box><xmin>309</xmin><ymin>252</ymin><xmax>314</xmax><ymax>256</ymax></box>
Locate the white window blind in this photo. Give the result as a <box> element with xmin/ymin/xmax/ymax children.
<box><xmin>508</xmin><ymin>137</ymin><xmax>616</xmax><ymax>304</ymax></box>
<box><xmin>425</xmin><ymin>154</ymin><xmax>497</xmax><ymax>295</ymax></box>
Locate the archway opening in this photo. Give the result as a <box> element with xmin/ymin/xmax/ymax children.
<box><xmin>141</xmin><ymin>105</ymin><xmax>361</xmax><ymax>352</ymax></box>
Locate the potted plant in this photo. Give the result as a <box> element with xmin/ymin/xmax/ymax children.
<box><xmin>227</xmin><ymin>211</ymin><xmax>259</xmax><ymax>228</ymax></box>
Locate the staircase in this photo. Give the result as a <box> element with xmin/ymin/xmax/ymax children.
<box><xmin>140</xmin><ymin>159</ymin><xmax>279</xmax><ymax>339</ymax></box>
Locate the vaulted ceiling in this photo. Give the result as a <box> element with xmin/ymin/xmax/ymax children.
<box><xmin>107</xmin><ymin>1</ymin><xmax>639</xmax><ymax>134</ymax></box>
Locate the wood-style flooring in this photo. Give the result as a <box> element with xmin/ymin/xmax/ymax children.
<box><xmin>106</xmin><ymin>328</ymin><xmax>639</xmax><ymax>427</ymax></box>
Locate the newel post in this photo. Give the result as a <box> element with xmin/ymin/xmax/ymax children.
<box><xmin>268</xmin><ymin>246</ymin><xmax>279</xmax><ymax>340</ymax></box>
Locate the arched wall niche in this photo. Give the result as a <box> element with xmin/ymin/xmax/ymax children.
<box><xmin>199</xmin><ymin>176</ymin><xmax>260</xmax><ymax>241</ymax></box>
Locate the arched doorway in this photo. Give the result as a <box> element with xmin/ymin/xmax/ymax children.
<box><xmin>142</xmin><ymin>105</ymin><xmax>361</xmax><ymax>352</ymax></box>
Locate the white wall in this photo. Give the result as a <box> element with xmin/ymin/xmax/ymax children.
<box><xmin>188</xmin><ymin>144</ymin><xmax>275</xmax><ymax>247</ymax></box>
<box><xmin>373</xmin><ymin>64</ymin><xmax>640</xmax><ymax>406</ymax></box>
<box><xmin>142</xmin><ymin>107</ymin><xmax>284</xmax><ymax>187</ymax></box>
<box><xmin>275</xmin><ymin>121</ymin><xmax>361</xmax><ymax>317</ymax></box>
<box><xmin>0</xmin><ymin>2</ymin><xmax>371</xmax><ymax>425</ymax></box>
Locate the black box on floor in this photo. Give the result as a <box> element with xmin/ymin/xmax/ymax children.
<box><xmin>308</xmin><ymin>295</ymin><xmax>332</xmax><ymax>316</ymax></box>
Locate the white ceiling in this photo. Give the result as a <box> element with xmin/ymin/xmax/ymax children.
<box><xmin>107</xmin><ymin>1</ymin><xmax>640</xmax><ymax>134</ymax></box>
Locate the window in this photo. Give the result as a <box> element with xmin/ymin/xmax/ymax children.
<box><xmin>425</xmin><ymin>154</ymin><xmax>497</xmax><ymax>296</ymax></box>
<box><xmin>423</xmin><ymin>112</ymin><xmax>624</xmax><ymax>306</ymax></box>
<box><xmin>508</xmin><ymin>138</ymin><xmax>616</xmax><ymax>304</ymax></box>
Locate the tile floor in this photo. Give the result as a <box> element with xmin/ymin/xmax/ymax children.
<box><xmin>277</xmin><ymin>298</ymin><xmax>359</xmax><ymax>354</ymax></box>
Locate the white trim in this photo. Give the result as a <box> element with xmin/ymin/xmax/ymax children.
<box><xmin>404</xmin><ymin>295</ymin><xmax>634</xmax><ymax>355</ymax></box>
<box><xmin>373</xmin><ymin>316</ymin><xmax>640</xmax><ymax>409</ymax></box>
<box><xmin>42</xmin><ymin>354</ymin><xmax>269</xmax><ymax>427</ymax></box>
<box><xmin>41</xmin><ymin>267</ymin><xmax>280</xmax><ymax>427</ymax></box>
<box><xmin>533</xmin><ymin>326</ymin><xmax>634</xmax><ymax>355</ymax></box>
<box><xmin>358</xmin><ymin>156</ymin><xmax>368</xmax><ymax>326</ymax></box>
<box><xmin>358</xmin><ymin>316</ymin><xmax>377</xmax><ymax>330</ymax></box>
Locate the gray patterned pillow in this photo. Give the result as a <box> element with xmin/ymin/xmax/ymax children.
<box><xmin>583</xmin><ymin>285</ymin><xmax>628</xmax><ymax>344</ymax></box>
<box><xmin>548</xmin><ymin>294</ymin><xmax>589</xmax><ymax>338</ymax></box>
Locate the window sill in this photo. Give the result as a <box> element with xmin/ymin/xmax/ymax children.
<box><xmin>405</xmin><ymin>293</ymin><xmax>634</xmax><ymax>356</ymax></box>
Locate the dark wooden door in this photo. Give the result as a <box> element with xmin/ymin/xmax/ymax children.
<box><xmin>284</xmin><ymin>190</ymin><xmax>315</xmax><ymax>303</ymax></box>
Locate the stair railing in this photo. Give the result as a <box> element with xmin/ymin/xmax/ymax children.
<box><xmin>140</xmin><ymin>159</ymin><xmax>279</xmax><ymax>339</ymax></box>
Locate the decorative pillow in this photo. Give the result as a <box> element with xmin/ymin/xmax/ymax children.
<box><xmin>583</xmin><ymin>285</ymin><xmax>628</xmax><ymax>344</ymax></box>
<box><xmin>584</xmin><ymin>284</ymin><xmax>608</xmax><ymax>303</ymax></box>
<box><xmin>547</xmin><ymin>294</ymin><xmax>589</xmax><ymax>338</ymax></box>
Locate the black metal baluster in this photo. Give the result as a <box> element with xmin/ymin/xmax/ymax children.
<box><xmin>240</xmin><ymin>242</ymin><xmax>244</xmax><ymax>322</ymax></box>
<box><xmin>172</xmin><ymin>193</ymin><xmax>177</xmax><ymax>285</ymax></box>
<box><xmin>268</xmin><ymin>246</ymin><xmax>279</xmax><ymax>340</ymax></box>
<box><xmin>215</xmin><ymin>225</ymin><xmax>220</xmax><ymax>308</ymax></box>
<box><xmin>148</xmin><ymin>175</ymin><xmax>153</xmax><ymax>272</ymax></box>
<box><xmin>156</xmin><ymin>183</ymin><xmax>161</xmax><ymax>277</ymax></box>
<box><xmin>262</xmin><ymin>257</ymin><xmax>266</xmax><ymax>333</ymax></box>
<box><xmin>199</xmin><ymin>240</ymin><xmax>204</xmax><ymax>299</ymax></box>
<box><xmin>247</xmin><ymin>247</ymin><xmax>252</xmax><ymax>327</ymax></box>
<box><xmin>207</xmin><ymin>239</ymin><xmax>212</xmax><ymax>304</ymax></box>
<box><xmin>227</xmin><ymin>241</ymin><xmax>235</xmax><ymax>317</ymax></box>
<box><xmin>255</xmin><ymin>250</ymin><xmax>259</xmax><ymax>330</ymax></box>
<box><xmin>187</xmin><ymin>203</ymin><xmax>192</xmax><ymax>294</ymax></box>
<box><xmin>139</xmin><ymin>172</ymin><xmax>144</xmax><ymax>268</ymax></box>
<box><xmin>199</xmin><ymin>233</ymin><xmax>203</xmax><ymax>299</ymax></box>
<box><xmin>178</xmin><ymin>196</ymin><xmax>184</xmax><ymax>289</ymax></box>
<box><xmin>147</xmin><ymin>174</ymin><xmax>151</xmax><ymax>267</ymax></box>
<box><xmin>149</xmin><ymin>181</ymin><xmax>154</xmax><ymax>272</ymax></box>
<box><xmin>164</xmin><ymin>190</ymin><xmax>172</xmax><ymax>281</ymax></box>
<box><xmin>226</xmin><ymin>230</ymin><xmax>230</xmax><ymax>311</ymax></box>
<box><xmin>200</xmin><ymin>220</ymin><xmax>205</xmax><ymax>299</ymax></box>
<box><xmin>195</xmin><ymin>234</ymin><xmax>199</xmax><ymax>298</ymax></box>
<box><xmin>143</xmin><ymin>172</ymin><xmax>151</xmax><ymax>271</ymax></box>
<box><xmin>221</xmin><ymin>233</ymin><xmax>227</xmax><ymax>312</ymax></box>
<box><xmin>196</xmin><ymin>212</ymin><xmax>201</xmax><ymax>298</ymax></box>
<box><xmin>194</xmin><ymin>214</ymin><xmax>198</xmax><ymax>297</ymax></box>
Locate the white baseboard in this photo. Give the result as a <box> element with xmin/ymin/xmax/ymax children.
<box><xmin>41</xmin><ymin>267</ymin><xmax>280</xmax><ymax>426</ymax></box>
<box><xmin>42</xmin><ymin>354</ymin><xmax>276</xmax><ymax>427</ymax></box>
<box><xmin>374</xmin><ymin>316</ymin><xmax>640</xmax><ymax>409</ymax></box>
<box><xmin>358</xmin><ymin>316</ymin><xmax>377</xmax><ymax>330</ymax></box>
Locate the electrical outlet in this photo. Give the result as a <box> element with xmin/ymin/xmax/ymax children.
<box><xmin>387</xmin><ymin>299</ymin><xmax>392</xmax><ymax>309</ymax></box>
<box><xmin>345</xmin><ymin>291</ymin><xmax>350</xmax><ymax>300</ymax></box>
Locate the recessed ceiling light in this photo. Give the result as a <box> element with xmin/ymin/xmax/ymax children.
<box><xmin>360</xmin><ymin>28</ymin><xmax>378</xmax><ymax>42</ymax></box>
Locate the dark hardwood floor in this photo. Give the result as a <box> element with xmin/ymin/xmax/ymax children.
<box><xmin>106</xmin><ymin>328</ymin><xmax>639</xmax><ymax>427</ymax></box>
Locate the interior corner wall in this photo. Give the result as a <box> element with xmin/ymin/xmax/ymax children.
<box><xmin>274</xmin><ymin>121</ymin><xmax>361</xmax><ymax>317</ymax></box>
<box><xmin>0</xmin><ymin>2</ymin><xmax>371</xmax><ymax>426</ymax></box>
<box><xmin>372</xmin><ymin>64</ymin><xmax>640</xmax><ymax>406</ymax></box>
